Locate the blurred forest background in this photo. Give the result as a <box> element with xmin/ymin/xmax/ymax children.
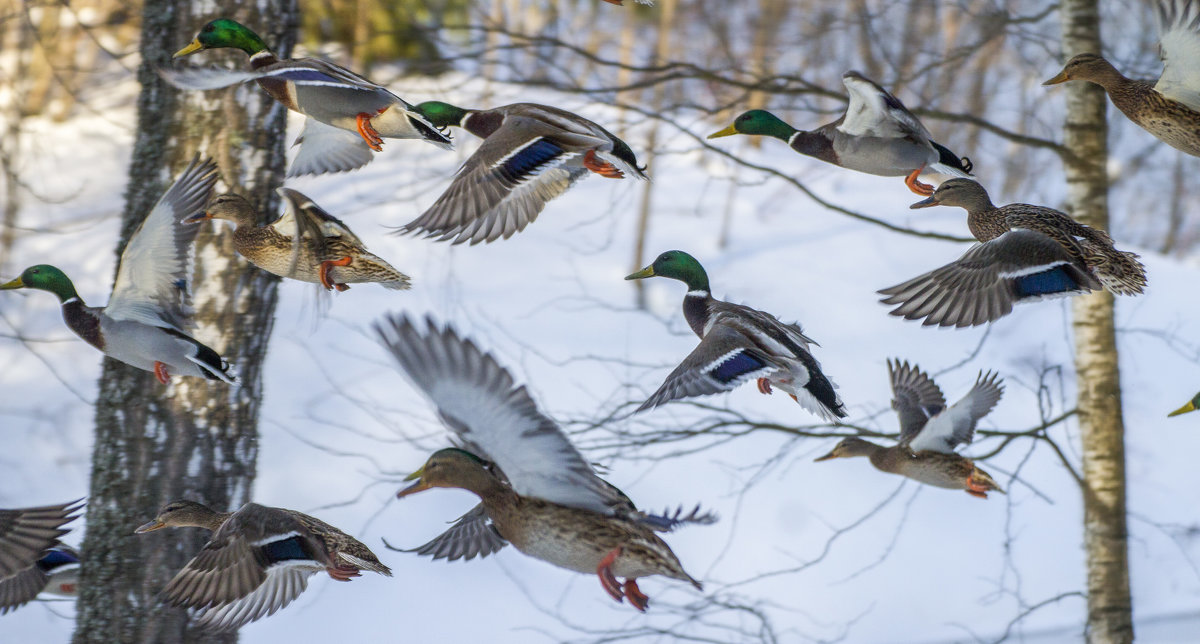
<box><xmin>3</xmin><ymin>0</ymin><xmax>1198</xmax><ymax>643</ymax></box>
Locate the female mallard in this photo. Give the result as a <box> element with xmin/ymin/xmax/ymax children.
<box><xmin>625</xmin><ymin>250</ymin><xmax>846</xmax><ymax>421</ymax></box>
<box><xmin>0</xmin><ymin>157</ymin><xmax>234</xmax><ymax>384</ymax></box>
<box><xmin>168</xmin><ymin>19</ymin><xmax>451</xmax><ymax>176</ymax></box>
<box><xmin>1044</xmin><ymin>0</ymin><xmax>1200</xmax><ymax>156</ymax></box>
<box><xmin>399</xmin><ymin>101</ymin><xmax>648</xmax><ymax>245</ymax></box>
<box><xmin>188</xmin><ymin>187</ymin><xmax>411</xmax><ymax>292</ymax></box>
<box><xmin>0</xmin><ymin>544</ymin><xmax>81</xmax><ymax>614</ymax></box>
<box><xmin>377</xmin><ymin>314</ymin><xmax>713</xmax><ymax>611</ymax></box>
<box><xmin>135</xmin><ymin>499</ymin><xmax>391</xmax><ymax>630</ymax></box>
<box><xmin>879</xmin><ymin>179</ymin><xmax>1147</xmax><ymax>328</ymax></box>
<box><xmin>708</xmin><ymin>71</ymin><xmax>973</xmax><ymax>195</ymax></box>
<box><xmin>815</xmin><ymin>360</ymin><xmax>1005</xmax><ymax>499</ymax></box>
<box><xmin>1169</xmin><ymin>391</ymin><xmax>1200</xmax><ymax>416</ymax></box>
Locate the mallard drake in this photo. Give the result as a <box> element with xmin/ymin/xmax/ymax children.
<box><xmin>377</xmin><ymin>314</ymin><xmax>713</xmax><ymax>611</ymax></box>
<box><xmin>625</xmin><ymin>250</ymin><xmax>846</xmax><ymax>421</ymax></box>
<box><xmin>0</xmin><ymin>500</ymin><xmax>83</xmax><ymax>614</ymax></box>
<box><xmin>1043</xmin><ymin>0</ymin><xmax>1200</xmax><ymax>156</ymax></box>
<box><xmin>0</xmin><ymin>544</ymin><xmax>80</xmax><ymax>614</ymax></box>
<box><xmin>879</xmin><ymin>179</ymin><xmax>1147</xmax><ymax>328</ymax></box>
<box><xmin>0</xmin><ymin>157</ymin><xmax>234</xmax><ymax>384</ymax></box>
<box><xmin>1169</xmin><ymin>391</ymin><xmax>1200</xmax><ymax>416</ymax></box>
<box><xmin>398</xmin><ymin>101</ymin><xmax>648</xmax><ymax>245</ymax></box>
<box><xmin>815</xmin><ymin>360</ymin><xmax>1005</xmax><ymax>498</ymax></box>
<box><xmin>188</xmin><ymin>187</ymin><xmax>411</xmax><ymax>292</ymax></box>
<box><xmin>167</xmin><ymin>19</ymin><xmax>452</xmax><ymax>177</ymax></box>
<box><xmin>135</xmin><ymin>499</ymin><xmax>390</xmax><ymax>631</ymax></box>
<box><xmin>707</xmin><ymin>71</ymin><xmax>973</xmax><ymax>195</ymax></box>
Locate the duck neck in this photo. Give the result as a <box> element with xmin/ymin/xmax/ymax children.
<box><xmin>179</xmin><ymin>504</ymin><xmax>234</xmax><ymax>532</ymax></box>
<box><xmin>462</xmin><ymin>110</ymin><xmax>500</xmax><ymax>138</ymax></box>
<box><xmin>678</xmin><ymin>269</ymin><xmax>713</xmax><ymax>338</ymax></box>
<box><xmin>789</xmin><ymin>129</ymin><xmax>834</xmax><ymax>161</ymax></box>
<box><xmin>962</xmin><ymin>194</ymin><xmax>1005</xmax><ymax>242</ymax></box>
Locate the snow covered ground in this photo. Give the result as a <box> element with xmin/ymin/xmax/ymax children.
<box><xmin>3</xmin><ymin>74</ymin><xmax>1200</xmax><ymax>642</ymax></box>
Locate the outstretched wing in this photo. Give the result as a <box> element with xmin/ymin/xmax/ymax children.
<box><xmin>637</xmin><ymin>324</ymin><xmax>776</xmax><ymax>412</ymax></box>
<box><xmin>1156</xmin><ymin>0</ymin><xmax>1200</xmax><ymax>111</ymax></box>
<box><xmin>402</xmin><ymin>504</ymin><xmax>508</xmax><ymax>562</ymax></box>
<box><xmin>375</xmin><ymin>314</ymin><xmax>626</xmax><ymax>515</ymax></box>
<box><xmin>838</xmin><ymin>71</ymin><xmax>931</xmax><ymax>140</ymax></box>
<box><xmin>0</xmin><ymin>500</ymin><xmax>83</xmax><ymax>580</ymax></box>
<box><xmin>879</xmin><ymin>230</ymin><xmax>1102</xmax><ymax>328</ymax></box>
<box><xmin>106</xmin><ymin>156</ymin><xmax>218</xmax><ymax>329</ymax></box>
<box><xmin>401</xmin><ymin>116</ymin><xmax>600</xmax><ymax>245</ymax></box>
<box><xmin>888</xmin><ymin>359</ymin><xmax>947</xmax><ymax>443</ymax></box>
<box><xmin>908</xmin><ymin>371</ymin><xmax>1004</xmax><ymax>453</ymax></box>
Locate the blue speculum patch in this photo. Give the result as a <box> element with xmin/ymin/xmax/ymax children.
<box><xmin>499</xmin><ymin>139</ymin><xmax>563</xmax><ymax>182</ymax></box>
<box><xmin>1014</xmin><ymin>267</ymin><xmax>1078</xmax><ymax>297</ymax></box>
<box><xmin>709</xmin><ymin>351</ymin><xmax>766</xmax><ymax>383</ymax></box>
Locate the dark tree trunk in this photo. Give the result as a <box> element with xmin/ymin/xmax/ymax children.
<box><xmin>72</xmin><ymin>1</ymin><xmax>297</xmax><ymax>642</ymax></box>
<box><xmin>1056</xmin><ymin>0</ymin><xmax>1134</xmax><ymax>642</ymax></box>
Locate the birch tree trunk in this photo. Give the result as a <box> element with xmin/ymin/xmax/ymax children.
<box><xmin>72</xmin><ymin>0</ymin><xmax>296</xmax><ymax>642</ymax></box>
<box><xmin>1057</xmin><ymin>0</ymin><xmax>1134</xmax><ymax>641</ymax></box>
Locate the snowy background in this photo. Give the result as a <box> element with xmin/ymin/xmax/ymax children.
<box><xmin>3</xmin><ymin>71</ymin><xmax>1200</xmax><ymax>642</ymax></box>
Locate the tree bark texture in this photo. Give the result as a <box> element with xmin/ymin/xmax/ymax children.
<box><xmin>1057</xmin><ymin>0</ymin><xmax>1134</xmax><ymax>642</ymax></box>
<box><xmin>72</xmin><ymin>1</ymin><xmax>297</xmax><ymax>642</ymax></box>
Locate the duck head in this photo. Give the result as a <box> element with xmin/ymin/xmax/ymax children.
<box><xmin>814</xmin><ymin>437</ymin><xmax>879</xmax><ymax>461</ymax></box>
<box><xmin>175</xmin><ymin>19</ymin><xmax>268</xmax><ymax>58</ymax></box>
<box><xmin>135</xmin><ymin>499</ymin><xmax>227</xmax><ymax>533</ymax></box>
<box><xmin>708</xmin><ymin>110</ymin><xmax>797</xmax><ymax>141</ymax></box>
<box><xmin>397</xmin><ymin>448</ymin><xmax>496</xmax><ymax>498</ymax></box>
<box><xmin>625</xmin><ymin>250</ymin><xmax>711</xmax><ymax>293</ymax></box>
<box><xmin>0</xmin><ymin>265</ymin><xmax>79</xmax><ymax>302</ymax></box>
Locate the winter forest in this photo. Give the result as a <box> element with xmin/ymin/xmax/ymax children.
<box><xmin>3</xmin><ymin>0</ymin><xmax>1200</xmax><ymax>642</ymax></box>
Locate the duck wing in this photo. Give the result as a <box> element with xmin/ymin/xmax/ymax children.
<box><xmin>0</xmin><ymin>500</ymin><xmax>83</xmax><ymax>580</ymax></box>
<box><xmin>838</xmin><ymin>71</ymin><xmax>932</xmax><ymax>140</ymax></box>
<box><xmin>402</xmin><ymin>503</ymin><xmax>508</xmax><ymax>562</ymax></box>
<box><xmin>878</xmin><ymin>229</ymin><xmax>1102</xmax><ymax>327</ymax></box>
<box><xmin>636</xmin><ymin>323</ymin><xmax>777</xmax><ymax>412</ymax></box>
<box><xmin>375</xmin><ymin>314</ymin><xmax>625</xmax><ymax>515</ymax></box>
<box><xmin>907</xmin><ymin>371</ymin><xmax>1004</xmax><ymax>453</ymax></box>
<box><xmin>161</xmin><ymin>503</ymin><xmax>328</xmax><ymax>629</ymax></box>
<box><xmin>401</xmin><ymin>115</ymin><xmax>599</xmax><ymax>244</ymax></box>
<box><xmin>888</xmin><ymin>359</ymin><xmax>947</xmax><ymax>443</ymax></box>
<box><xmin>1156</xmin><ymin>0</ymin><xmax>1200</xmax><ymax>111</ymax></box>
<box><xmin>106</xmin><ymin>156</ymin><xmax>218</xmax><ymax>330</ymax></box>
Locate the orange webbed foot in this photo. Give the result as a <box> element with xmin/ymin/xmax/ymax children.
<box><xmin>326</xmin><ymin>566</ymin><xmax>360</xmax><ymax>581</ymax></box>
<box><xmin>356</xmin><ymin>113</ymin><xmax>384</xmax><ymax>152</ymax></box>
<box><xmin>904</xmin><ymin>166</ymin><xmax>934</xmax><ymax>196</ymax></box>
<box><xmin>756</xmin><ymin>378</ymin><xmax>773</xmax><ymax>395</ymax></box>
<box><xmin>153</xmin><ymin>361</ymin><xmax>170</xmax><ymax>385</ymax></box>
<box><xmin>597</xmin><ymin>547</ymin><xmax>624</xmax><ymax>603</ymax></box>
<box><xmin>319</xmin><ymin>256</ymin><xmax>354</xmax><ymax>291</ymax></box>
<box><xmin>623</xmin><ymin>578</ymin><xmax>649</xmax><ymax>612</ymax></box>
<box><xmin>965</xmin><ymin>472</ymin><xmax>990</xmax><ymax>499</ymax></box>
<box><xmin>583</xmin><ymin>150</ymin><xmax>625</xmax><ymax>178</ymax></box>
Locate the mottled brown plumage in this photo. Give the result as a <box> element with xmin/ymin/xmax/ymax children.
<box><xmin>1043</xmin><ymin>2</ymin><xmax>1200</xmax><ymax>156</ymax></box>
<box><xmin>136</xmin><ymin>499</ymin><xmax>390</xmax><ymax>631</ymax></box>
<box><xmin>192</xmin><ymin>189</ymin><xmax>410</xmax><ymax>292</ymax></box>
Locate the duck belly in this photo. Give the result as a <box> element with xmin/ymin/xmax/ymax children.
<box><xmin>292</xmin><ymin>85</ymin><xmax>396</xmax><ymax>132</ymax></box>
<box><xmin>896</xmin><ymin>458</ymin><xmax>968</xmax><ymax>490</ymax></box>
<box><xmin>99</xmin><ymin>318</ymin><xmax>208</xmax><ymax>378</ymax></box>
<box><xmin>502</xmin><ymin>507</ymin><xmax>669</xmax><ymax>580</ymax></box>
<box><xmin>833</xmin><ymin>135</ymin><xmax>933</xmax><ymax>176</ymax></box>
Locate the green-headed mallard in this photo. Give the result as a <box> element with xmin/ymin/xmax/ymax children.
<box><xmin>1</xmin><ymin>157</ymin><xmax>235</xmax><ymax>384</ymax></box>
<box><xmin>167</xmin><ymin>19</ymin><xmax>452</xmax><ymax>177</ymax></box>
<box><xmin>815</xmin><ymin>360</ymin><xmax>1004</xmax><ymax>498</ymax></box>
<box><xmin>0</xmin><ymin>500</ymin><xmax>83</xmax><ymax>614</ymax></box>
<box><xmin>707</xmin><ymin>71</ymin><xmax>973</xmax><ymax>195</ymax></box>
<box><xmin>377</xmin><ymin>314</ymin><xmax>713</xmax><ymax>611</ymax></box>
<box><xmin>188</xmin><ymin>187</ymin><xmax>411</xmax><ymax>292</ymax></box>
<box><xmin>398</xmin><ymin>101</ymin><xmax>648</xmax><ymax>245</ymax></box>
<box><xmin>135</xmin><ymin>499</ymin><xmax>390</xmax><ymax>631</ymax></box>
<box><xmin>626</xmin><ymin>251</ymin><xmax>846</xmax><ymax>421</ymax></box>
<box><xmin>879</xmin><ymin>179</ymin><xmax>1147</xmax><ymax>328</ymax></box>
<box><xmin>0</xmin><ymin>544</ymin><xmax>80</xmax><ymax>614</ymax></box>
<box><xmin>1169</xmin><ymin>391</ymin><xmax>1200</xmax><ymax>416</ymax></box>
<box><xmin>1044</xmin><ymin>0</ymin><xmax>1200</xmax><ymax>156</ymax></box>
